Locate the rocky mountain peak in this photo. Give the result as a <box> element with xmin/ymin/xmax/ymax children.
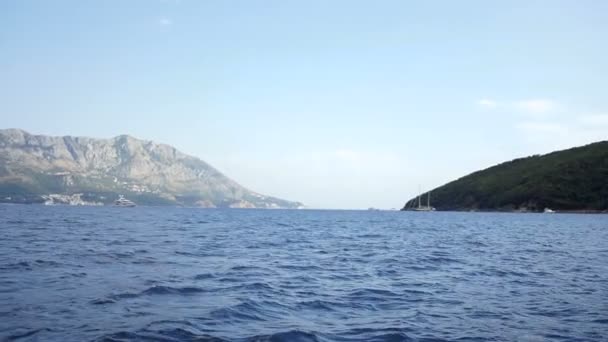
<box><xmin>0</xmin><ymin>129</ymin><xmax>302</xmax><ymax>208</ymax></box>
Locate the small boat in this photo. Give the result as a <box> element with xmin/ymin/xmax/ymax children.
<box><xmin>543</xmin><ymin>208</ymin><xmax>555</xmax><ymax>213</ymax></box>
<box><xmin>404</xmin><ymin>186</ymin><xmax>436</xmax><ymax>211</ymax></box>
<box><xmin>114</xmin><ymin>195</ymin><xmax>136</xmax><ymax>207</ymax></box>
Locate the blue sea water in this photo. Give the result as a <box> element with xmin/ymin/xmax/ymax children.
<box><xmin>0</xmin><ymin>205</ymin><xmax>607</xmax><ymax>341</ymax></box>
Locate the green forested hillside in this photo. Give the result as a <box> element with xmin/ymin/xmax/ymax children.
<box><xmin>403</xmin><ymin>141</ymin><xmax>608</xmax><ymax>212</ymax></box>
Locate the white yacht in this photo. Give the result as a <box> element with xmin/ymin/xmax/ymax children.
<box><xmin>404</xmin><ymin>186</ymin><xmax>436</xmax><ymax>211</ymax></box>
<box><xmin>414</xmin><ymin>191</ymin><xmax>436</xmax><ymax>211</ymax></box>
<box><xmin>114</xmin><ymin>195</ymin><xmax>136</xmax><ymax>207</ymax></box>
<box><xmin>543</xmin><ymin>208</ymin><xmax>555</xmax><ymax>213</ymax></box>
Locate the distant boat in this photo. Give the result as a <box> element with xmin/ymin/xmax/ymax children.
<box><xmin>414</xmin><ymin>190</ymin><xmax>435</xmax><ymax>211</ymax></box>
<box><xmin>543</xmin><ymin>208</ymin><xmax>555</xmax><ymax>213</ymax></box>
<box><xmin>114</xmin><ymin>195</ymin><xmax>136</xmax><ymax>207</ymax></box>
<box><xmin>404</xmin><ymin>186</ymin><xmax>436</xmax><ymax>211</ymax></box>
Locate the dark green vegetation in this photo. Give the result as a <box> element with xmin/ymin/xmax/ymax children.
<box><xmin>403</xmin><ymin>141</ymin><xmax>608</xmax><ymax>212</ymax></box>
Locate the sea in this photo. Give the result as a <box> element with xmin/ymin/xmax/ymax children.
<box><xmin>1</xmin><ymin>205</ymin><xmax>607</xmax><ymax>341</ymax></box>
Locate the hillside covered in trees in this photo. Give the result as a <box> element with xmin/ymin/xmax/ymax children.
<box><xmin>403</xmin><ymin>141</ymin><xmax>608</xmax><ymax>212</ymax></box>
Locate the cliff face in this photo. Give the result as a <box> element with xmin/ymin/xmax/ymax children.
<box><xmin>0</xmin><ymin>129</ymin><xmax>302</xmax><ymax>208</ymax></box>
<box><xmin>402</xmin><ymin>141</ymin><xmax>608</xmax><ymax>212</ymax></box>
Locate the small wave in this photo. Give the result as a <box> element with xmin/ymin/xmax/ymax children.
<box><xmin>376</xmin><ymin>269</ymin><xmax>399</xmax><ymax>276</ymax></box>
<box><xmin>97</xmin><ymin>330</ymin><xmax>226</xmax><ymax>342</ymax></box>
<box><xmin>91</xmin><ymin>298</ymin><xmax>117</xmax><ymax>305</ymax></box>
<box><xmin>5</xmin><ymin>220</ymin><xmax>26</xmax><ymax>224</ymax></box>
<box><xmin>533</xmin><ymin>307</ymin><xmax>584</xmax><ymax>318</ymax></box>
<box><xmin>194</xmin><ymin>273</ymin><xmax>215</xmax><ymax>280</ymax></box>
<box><xmin>62</xmin><ymin>218</ymin><xmax>82</xmax><ymax>224</ymax></box>
<box><xmin>357</xmin><ymin>234</ymin><xmax>383</xmax><ymax>239</ymax></box>
<box><xmin>209</xmin><ymin>302</ymin><xmax>266</xmax><ymax>322</ymax></box>
<box><xmin>339</xmin><ymin>327</ymin><xmax>416</xmax><ymax>339</ymax></box>
<box><xmin>348</xmin><ymin>288</ymin><xmax>400</xmax><ymax>300</ymax></box>
<box><xmin>100</xmin><ymin>285</ymin><xmax>208</xmax><ymax>303</ymax></box>
<box><xmin>95</xmin><ymin>331</ymin><xmax>139</xmax><ymax>341</ymax></box>
<box><xmin>361</xmin><ymin>332</ymin><xmax>415</xmax><ymax>342</ymax></box>
<box><xmin>404</xmin><ymin>265</ymin><xmax>437</xmax><ymax>271</ymax></box>
<box><xmin>141</xmin><ymin>285</ymin><xmax>207</xmax><ymax>296</ymax></box>
<box><xmin>131</xmin><ymin>257</ymin><xmax>158</xmax><ymax>265</ymax></box>
<box><xmin>175</xmin><ymin>251</ymin><xmax>202</xmax><ymax>257</ymax></box>
<box><xmin>0</xmin><ymin>261</ymin><xmax>31</xmax><ymax>271</ymax></box>
<box><xmin>0</xmin><ymin>259</ymin><xmax>61</xmax><ymax>271</ymax></box>
<box><xmin>478</xmin><ymin>267</ymin><xmax>527</xmax><ymax>278</ymax></box>
<box><xmin>98</xmin><ymin>328</ymin><xmax>228</xmax><ymax>342</ymax></box>
<box><xmin>277</xmin><ymin>264</ymin><xmax>323</xmax><ymax>271</ymax></box>
<box><xmin>400</xmin><ymin>288</ymin><xmax>431</xmax><ymax>296</ymax></box>
<box><xmin>108</xmin><ymin>292</ymin><xmax>139</xmax><ymax>300</ymax></box>
<box><xmin>296</xmin><ymin>299</ymin><xmax>340</xmax><ymax>311</ymax></box>
<box><xmin>5</xmin><ymin>327</ymin><xmax>53</xmax><ymax>341</ymax></box>
<box><xmin>468</xmin><ymin>310</ymin><xmax>502</xmax><ymax>319</ymax></box>
<box><xmin>246</xmin><ymin>330</ymin><xmax>320</xmax><ymax>342</ymax></box>
<box><xmin>146</xmin><ymin>328</ymin><xmax>226</xmax><ymax>342</ymax></box>
<box><xmin>223</xmin><ymin>282</ymin><xmax>276</xmax><ymax>293</ymax></box>
<box><xmin>228</xmin><ymin>265</ymin><xmax>274</xmax><ymax>275</ymax></box>
<box><xmin>35</xmin><ymin>259</ymin><xmax>61</xmax><ymax>267</ymax></box>
<box><xmin>423</xmin><ymin>256</ymin><xmax>463</xmax><ymax>264</ymax></box>
<box><xmin>231</xmin><ymin>265</ymin><xmax>257</xmax><ymax>271</ymax></box>
<box><xmin>215</xmin><ymin>299</ymin><xmax>293</xmax><ymax>324</ymax></box>
<box><xmin>112</xmin><ymin>251</ymin><xmax>135</xmax><ymax>258</ymax></box>
<box><xmin>175</xmin><ymin>250</ymin><xmax>225</xmax><ymax>257</ymax></box>
<box><xmin>107</xmin><ymin>239</ymin><xmax>127</xmax><ymax>246</ymax></box>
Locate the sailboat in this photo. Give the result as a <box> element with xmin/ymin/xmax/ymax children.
<box><xmin>414</xmin><ymin>190</ymin><xmax>436</xmax><ymax>211</ymax></box>
<box><xmin>403</xmin><ymin>186</ymin><xmax>436</xmax><ymax>211</ymax></box>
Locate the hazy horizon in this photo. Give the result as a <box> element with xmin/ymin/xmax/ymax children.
<box><xmin>2</xmin><ymin>1</ymin><xmax>607</xmax><ymax>209</ymax></box>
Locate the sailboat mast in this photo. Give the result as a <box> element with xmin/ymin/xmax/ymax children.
<box><xmin>418</xmin><ymin>185</ymin><xmax>421</xmax><ymax>208</ymax></box>
<box><xmin>427</xmin><ymin>191</ymin><xmax>430</xmax><ymax>208</ymax></box>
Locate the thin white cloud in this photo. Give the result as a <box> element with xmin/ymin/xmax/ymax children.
<box><xmin>334</xmin><ymin>149</ymin><xmax>360</xmax><ymax>162</ymax></box>
<box><xmin>159</xmin><ymin>18</ymin><xmax>172</xmax><ymax>26</ymax></box>
<box><xmin>515</xmin><ymin>99</ymin><xmax>557</xmax><ymax>115</ymax></box>
<box><xmin>477</xmin><ymin>99</ymin><xmax>498</xmax><ymax>109</ymax></box>
<box><xmin>214</xmin><ymin>149</ymin><xmax>409</xmax><ymax>209</ymax></box>
<box><xmin>516</xmin><ymin>110</ymin><xmax>608</xmax><ymax>152</ymax></box>
<box><xmin>516</xmin><ymin>122</ymin><xmax>567</xmax><ymax>134</ymax></box>
<box><xmin>579</xmin><ymin>114</ymin><xmax>608</xmax><ymax>126</ymax></box>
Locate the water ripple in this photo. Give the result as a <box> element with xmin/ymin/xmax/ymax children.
<box><xmin>1</xmin><ymin>206</ymin><xmax>607</xmax><ymax>341</ymax></box>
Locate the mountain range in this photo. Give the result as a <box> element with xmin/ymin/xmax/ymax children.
<box><xmin>403</xmin><ymin>141</ymin><xmax>608</xmax><ymax>212</ymax></box>
<box><xmin>0</xmin><ymin>129</ymin><xmax>303</xmax><ymax>208</ymax></box>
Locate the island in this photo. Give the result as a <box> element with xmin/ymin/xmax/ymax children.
<box><xmin>402</xmin><ymin>141</ymin><xmax>608</xmax><ymax>213</ymax></box>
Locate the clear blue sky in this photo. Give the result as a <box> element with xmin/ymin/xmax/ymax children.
<box><xmin>1</xmin><ymin>0</ymin><xmax>607</xmax><ymax>208</ymax></box>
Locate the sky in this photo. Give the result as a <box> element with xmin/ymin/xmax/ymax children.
<box><xmin>1</xmin><ymin>0</ymin><xmax>607</xmax><ymax>209</ymax></box>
